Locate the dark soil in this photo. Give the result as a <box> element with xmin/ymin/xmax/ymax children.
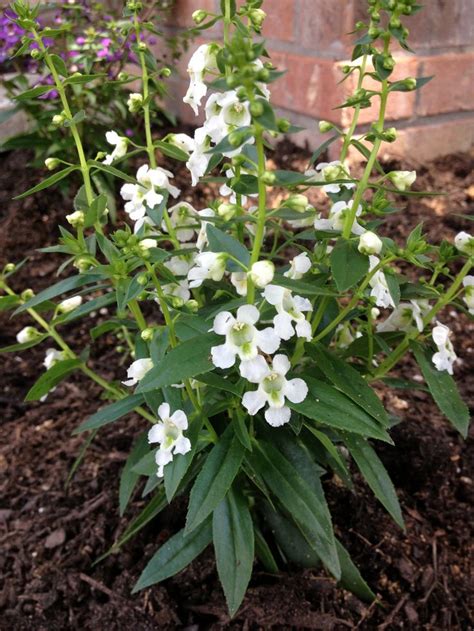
<box><xmin>0</xmin><ymin>144</ymin><xmax>473</xmax><ymax>630</ymax></box>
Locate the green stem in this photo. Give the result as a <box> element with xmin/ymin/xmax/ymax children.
<box><xmin>372</xmin><ymin>258</ymin><xmax>473</xmax><ymax>380</ymax></box>
<box><xmin>129</xmin><ymin>298</ymin><xmax>147</xmax><ymax>331</ymax></box>
<box><xmin>340</xmin><ymin>54</ymin><xmax>368</xmax><ymax>162</ymax></box>
<box><xmin>246</xmin><ymin>128</ymin><xmax>266</xmax><ymax>304</ymax></box>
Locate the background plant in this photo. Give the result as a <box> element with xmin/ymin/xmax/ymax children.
<box><xmin>1</xmin><ymin>0</ymin><xmax>472</xmax><ymax>618</ymax></box>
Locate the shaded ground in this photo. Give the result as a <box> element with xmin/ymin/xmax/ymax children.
<box><xmin>0</xmin><ymin>144</ymin><xmax>473</xmax><ymax>630</ymax></box>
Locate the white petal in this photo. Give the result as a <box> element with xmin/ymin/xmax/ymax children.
<box><xmin>272</xmin><ymin>354</ymin><xmax>291</xmax><ymax>375</ymax></box>
<box><xmin>256</xmin><ymin>327</ymin><xmax>281</xmax><ymax>354</ymax></box>
<box><xmin>170</xmin><ymin>409</ymin><xmax>188</xmax><ymax>430</ymax></box>
<box><xmin>174</xmin><ymin>435</ymin><xmax>191</xmax><ymax>455</ymax></box>
<box><xmin>148</xmin><ymin>423</ymin><xmax>166</xmax><ymax>444</ymax></box>
<box><xmin>265</xmin><ymin>406</ymin><xmax>291</xmax><ymax>427</ymax></box>
<box><xmin>293</xmin><ymin>295</ymin><xmax>312</xmax><ymax>312</ymax></box>
<box><xmin>284</xmin><ymin>377</ymin><xmax>308</xmax><ymax>404</ymax></box>
<box><xmin>295</xmin><ymin>319</ymin><xmax>312</xmax><ymax>341</ymax></box>
<box><xmin>213</xmin><ymin>311</ymin><xmax>235</xmax><ymax>335</ymax></box>
<box><xmin>236</xmin><ymin>304</ymin><xmax>260</xmax><ymax>325</ymax></box>
<box><xmin>240</xmin><ymin>356</ymin><xmax>269</xmax><ymax>383</ymax></box>
<box><xmin>211</xmin><ymin>343</ymin><xmax>236</xmax><ymax>369</ymax></box>
<box><xmin>273</xmin><ymin>312</ymin><xmax>295</xmax><ymax>341</ymax></box>
<box><xmin>242</xmin><ymin>389</ymin><xmax>267</xmax><ymax>415</ymax></box>
<box><xmin>158</xmin><ymin>402</ymin><xmax>170</xmax><ymax>421</ymax></box>
<box><xmin>263</xmin><ymin>284</ymin><xmax>285</xmax><ymax>306</ymax></box>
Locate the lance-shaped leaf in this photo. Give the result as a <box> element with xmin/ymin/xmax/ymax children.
<box><xmin>15</xmin><ymin>273</ymin><xmax>104</xmax><ymax>314</ymax></box>
<box><xmin>14</xmin><ymin>166</ymin><xmax>77</xmax><ymax>199</ymax></box>
<box><xmin>25</xmin><ymin>358</ymin><xmax>83</xmax><ymax>401</ymax></box>
<box><xmin>330</xmin><ymin>240</ymin><xmax>369</xmax><ymax>291</ymax></box>
<box><xmin>74</xmin><ymin>393</ymin><xmax>145</xmax><ymax>434</ymax></box>
<box><xmin>119</xmin><ymin>433</ymin><xmax>149</xmax><ymax>516</ymax></box>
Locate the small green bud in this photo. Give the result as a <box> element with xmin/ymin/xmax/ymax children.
<box><xmin>74</xmin><ymin>256</ymin><xmax>92</xmax><ymax>272</ymax></box>
<box><xmin>368</xmin><ymin>26</ymin><xmax>380</xmax><ymax>38</ymax></box>
<box><xmin>118</xmin><ymin>71</ymin><xmax>128</xmax><ymax>81</ymax></box>
<box><xmin>141</xmin><ymin>327</ymin><xmax>154</xmax><ymax>342</ymax></box>
<box><xmin>389</xmin><ymin>16</ymin><xmax>402</xmax><ymax>28</ymax></box>
<box><xmin>161</xmin><ymin>67</ymin><xmax>171</xmax><ymax>77</ymax></box>
<box><xmin>284</xmin><ymin>194</ymin><xmax>309</xmax><ymax>213</ymax></box>
<box><xmin>382</xmin><ymin>127</ymin><xmax>397</xmax><ymax>142</ymax></box>
<box><xmin>342</xmin><ymin>65</ymin><xmax>352</xmax><ymax>74</ymax></box>
<box><xmin>277</xmin><ymin>118</ymin><xmax>291</xmax><ymax>133</ymax></box>
<box><xmin>355</xmin><ymin>21</ymin><xmax>365</xmax><ymax>30</ymax></box>
<box><xmin>4</xmin><ymin>262</ymin><xmax>15</xmax><ymax>273</ymax></box>
<box><xmin>21</xmin><ymin>288</ymin><xmax>34</xmax><ymax>301</ymax></box>
<box><xmin>192</xmin><ymin>9</ymin><xmax>207</xmax><ymax>24</ymax></box>
<box><xmin>231</xmin><ymin>154</ymin><xmax>246</xmax><ymax>167</ymax></box>
<box><xmin>127</xmin><ymin>92</ymin><xmax>144</xmax><ymax>113</ymax></box>
<box><xmin>137</xmin><ymin>273</ymin><xmax>148</xmax><ymax>286</ymax></box>
<box><xmin>257</xmin><ymin>68</ymin><xmax>270</xmax><ymax>82</ymax></box>
<box><xmin>249</xmin><ymin>8</ymin><xmax>266</xmax><ymax>28</ymax></box>
<box><xmin>45</xmin><ymin>157</ymin><xmax>60</xmax><ymax>171</ymax></box>
<box><xmin>261</xmin><ymin>171</ymin><xmax>276</xmax><ymax>185</ymax></box>
<box><xmin>116</xmin><ymin>345</ymin><xmax>125</xmax><ymax>353</ymax></box>
<box><xmin>52</xmin><ymin>113</ymin><xmax>66</xmax><ymax>126</ymax></box>
<box><xmin>383</xmin><ymin>56</ymin><xmax>395</xmax><ymax>70</ymax></box>
<box><xmin>218</xmin><ymin>202</ymin><xmax>238</xmax><ymax>221</ymax></box>
<box><xmin>403</xmin><ymin>77</ymin><xmax>417</xmax><ymax>91</ymax></box>
<box><xmin>186</xmin><ymin>299</ymin><xmax>199</xmax><ymax>313</ymax></box>
<box><xmin>226</xmin><ymin>74</ymin><xmax>239</xmax><ymax>88</ymax></box>
<box><xmin>137</xmin><ymin>41</ymin><xmax>147</xmax><ymax>52</ymax></box>
<box><xmin>228</xmin><ymin>130</ymin><xmax>245</xmax><ymax>147</ymax></box>
<box><xmin>66</xmin><ymin>210</ymin><xmax>85</xmax><ymax>228</ymax></box>
<box><xmin>318</xmin><ymin>120</ymin><xmax>334</xmax><ymax>133</ymax></box>
<box><xmin>30</xmin><ymin>48</ymin><xmax>40</xmax><ymax>59</ymax></box>
<box><xmin>249</xmin><ymin>100</ymin><xmax>264</xmax><ymax>117</ymax></box>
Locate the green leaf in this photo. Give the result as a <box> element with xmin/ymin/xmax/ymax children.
<box><xmin>247</xmin><ymin>440</ymin><xmax>340</xmax><ymax>579</ymax></box>
<box><xmin>213</xmin><ymin>486</ymin><xmax>254</xmax><ymax>616</ymax></box>
<box><xmin>304</xmin><ymin>426</ymin><xmax>352</xmax><ymax>487</ymax></box>
<box><xmin>207</xmin><ymin>224</ymin><xmax>250</xmax><ymax>267</ymax></box>
<box><xmin>137</xmin><ymin>333</ymin><xmax>219</xmax><ymax>392</ymax></box>
<box><xmin>290</xmin><ymin>378</ymin><xmax>392</xmax><ymax>442</ymax></box>
<box><xmin>154</xmin><ymin>139</ymin><xmax>188</xmax><ymax>161</ymax></box>
<box><xmin>272</xmin><ymin>275</ymin><xmax>336</xmax><ymax>297</ymax></box>
<box><xmin>0</xmin><ymin>335</ymin><xmax>47</xmax><ymax>353</ymax></box>
<box><xmin>335</xmin><ymin>539</ymin><xmax>376</xmax><ymax>602</ymax></box>
<box><xmin>164</xmin><ymin>415</ymin><xmax>204</xmax><ymax>502</ymax></box>
<box><xmin>14</xmin><ymin>166</ymin><xmax>77</xmax><ymax>199</ymax></box>
<box><xmin>49</xmin><ymin>53</ymin><xmax>68</xmax><ymax>77</ymax></box>
<box><xmin>74</xmin><ymin>393</ymin><xmax>144</xmax><ymax>434</ymax></box>
<box><xmin>412</xmin><ymin>342</ymin><xmax>470</xmax><ymax>437</ymax></box>
<box><xmin>15</xmin><ymin>85</ymin><xmax>54</xmax><ymax>100</ymax></box>
<box><xmin>309</xmin><ymin>345</ymin><xmax>389</xmax><ymax>426</ymax></box>
<box><xmin>25</xmin><ymin>358</ymin><xmax>82</xmax><ymax>401</ymax></box>
<box><xmin>119</xmin><ymin>433</ymin><xmax>149</xmax><ymax>516</ymax></box>
<box><xmin>15</xmin><ymin>273</ymin><xmax>103</xmax><ymax>314</ymax></box>
<box><xmin>133</xmin><ymin>520</ymin><xmax>212</xmax><ymax>592</ymax></box>
<box><xmin>0</xmin><ymin>295</ymin><xmax>20</xmax><ymax>311</ymax></box>
<box><xmin>185</xmin><ymin>427</ymin><xmax>245</xmax><ymax>533</ymax></box>
<box><xmin>309</xmin><ymin>134</ymin><xmax>339</xmax><ymax>165</ymax></box>
<box><xmin>330</xmin><ymin>240</ymin><xmax>369</xmax><ymax>291</ymax></box>
<box><xmin>344</xmin><ymin>434</ymin><xmax>404</xmax><ymax>529</ymax></box>
<box><xmin>389</xmin><ymin>75</ymin><xmax>433</xmax><ymax>92</ymax></box>
<box><xmin>57</xmin><ymin>293</ymin><xmax>116</xmax><ymax>324</ymax></box>
<box><xmin>63</xmin><ymin>73</ymin><xmax>106</xmax><ymax>85</ymax></box>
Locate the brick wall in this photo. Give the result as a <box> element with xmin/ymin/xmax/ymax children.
<box><xmin>166</xmin><ymin>0</ymin><xmax>474</xmax><ymax>162</ymax></box>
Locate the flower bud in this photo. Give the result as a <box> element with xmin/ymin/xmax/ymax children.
<box><xmin>228</xmin><ymin>130</ymin><xmax>246</xmax><ymax>147</ymax></box>
<box><xmin>30</xmin><ymin>48</ymin><xmax>40</xmax><ymax>59</ymax></box>
<box><xmin>261</xmin><ymin>171</ymin><xmax>276</xmax><ymax>185</ymax></box>
<box><xmin>249</xmin><ymin>8</ymin><xmax>266</xmax><ymax>28</ymax></box>
<box><xmin>137</xmin><ymin>41</ymin><xmax>147</xmax><ymax>52</ymax></box>
<box><xmin>45</xmin><ymin>157</ymin><xmax>60</xmax><ymax>171</ymax></box>
<box><xmin>217</xmin><ymin>202</ymin><xmax>238</xmax><ymax>221</ymax></box>
<box><xmin>58</xmin><ymin>295</ymin><xmax>83</xmax><ymax>313</ymax></box>
<box><xmin>127</xmin><ymin>92</ymin><xmax>143</xmax><ymax>113</ymax></box>
<box><xmin>161</xmin><ymin>67</ymin><xmax>171</xmax><ymax>77</ymax></box>
<box><xmin>21</xmin><ymin>288</ymin><xmax>34</xmax><ymax>301</ymax></box>
<box><xmin>226</xmin><ymin>74</ymin><xmax>239</xmax><ymax>89</ymax></box>
<box><xmin>389</xmin><ymin>170</ymin><xmax>416</xmax><ymax>191</ymax></box>
<box><xmin>74</xmin><ymin>256</ymin><xmax>92</xmax><ymax>272</ymax></box>
<box><xmin>403</xmin><ymin>77</ymin><xmax>417</xmax><ymax>91</ymax></box>
<box><xmin>66</xmin><ymin>210</ymin><xmax>85</xmax><ymax>228</ymax></box>
<box><xmin>16</xmin><ymin>326</ymin><xmax>41</xmax><ymax>344</ymax></box>
<box><xmin>284</xmin><ymin>194</ymin><xmax>309</xmax><ymax>213</ymax></box>
<box><xmin>454</xmin><ymin>231</ymin><xmax>474</xmax><ymax>256</ymax></box>
<box><xmin>358</xmin><ymin>231</ymin><xmax>383</xmax><ymax>255</ymax></box>
<box><xmin>186</xmin><ymin>299</ymin><xmax>199</xmax><ymax>313</ymax></box>
<box><xmin>52</xmin><ymin>113</ymin><xmax>66</xmax><ymax>126</ymax></box>
<box><xmin>249</xmin><ymin>100</ymin><xmax>264</xmax><ymax>117</ymax></box>
<box><xmin>319</xmin><ymin>120</ymin><xmax>334</xmax><ymax>133</ymax></box>
<box><xmin>192</xmin><ymin>9</ymin><xmax>207</xmax><ymax>24</ymax></box>
<box><xmin>248</xmin><ymin>260</ymin><xmax>274</xmax><ymax>288</ymax></box>
<box><xmin>370</xmin><ymin>307</ymin><xmax>380</xmax><ymax>320</ymax></box>
<box><xmin>277</xmin><ymin>118</ymin><xmax>291</xmax><ymax>133</ymax></box>
<box><xmin>382</xmin><ymin>127</ymin><xmax>397</xmax><ymax>142</ymax></box>
<box><xmin>118</xmin><ymin>71</ymin><xmax>128</xmax><ymax>81</ymax></box>
<box><xmin>137</xmin><ymin>273</ymin><xmax>148</xmax><ymax>286</ymax></box>
<box><xmin>141</xmin><ymin>327</ymin><xmax>154</xmax><ymax>342</ymax></box>
<box><xmin>4</xmin><ymin>263</ymin><xmax>15</xmax><ymax>273</ymax></box>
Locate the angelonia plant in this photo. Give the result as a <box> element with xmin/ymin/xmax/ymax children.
<box><xmin>1</xmin><ymin>0</ymin><xmax>179</xmax><ymax>164</ymax></box>
<box><xmin>1</xmin><ymin>0</ymin><xmax>473</xmax><ymax>616</ymax></box>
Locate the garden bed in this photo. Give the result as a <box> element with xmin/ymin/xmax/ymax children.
<box><xmin>0</xmin><ymin>143</ymin><xmax>473</xmax><ymax>630</ymax></box>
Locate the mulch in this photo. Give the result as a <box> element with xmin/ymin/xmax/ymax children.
<box><xmin>0</xmin><ymin>142</ymin><xmax>473</xmax><ymax>630</ymax></box>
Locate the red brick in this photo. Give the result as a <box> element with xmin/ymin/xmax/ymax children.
<box><xmin>417</xmin><ymin>53</ymin><xmax>474</xmax><ymax>117</ymax></box>
<box><xmin>341</xmin><ymin>56</ymin><xmax>418</xmax><ymax>126</ymax></box>
<box><xmin>298</xmin><ymin>0</ymin><xmax>356</xmax><ymax>57</ymax></box>
<box><xmin>269</xmin><ymin>51</ymin><xmax>344</xmax><ymax>123</ymax></box>
<box><xmin>262</xmin><ymin>0</ymin><xmax>295</xmax><ymax>42</ymax></box>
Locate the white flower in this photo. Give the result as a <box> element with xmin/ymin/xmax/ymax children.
<box><xmin>263</xmin><ymin>285</ymin><xmax>312</xmax><ymax>341</ymax></box>
<box><xmin>284</xmin><ymin>252</ymin><xmax>311</xmax><ymax>280</ymax></box>
<box><xmin>183</xmin><ymin>44</ymin><xmax>217</xmax><ymax>115</ymax></box>
<box><xmin>122</xmin><ymin>357</ymin><xmax>153</xmax><ymax>387</ymax></box>
<box><xmin>368</xmin><ymin>256</ymin><xmax>395</xmax><ymax>309</ymax></box>
<box><xmin>16</xmin><ymin>326</ymin><xmax>40</xmax><ymax>344</ymax></box>
<box><xmin>305</xmin><ymin>160</ymin><xmax>355</xmax><ymax>194</ymax></box>
<box><xmin>127</xmin><ymin>92</ymin><xmax>143</xmax><ymax>113</ymax></box>
<box><xmin>358</xmin><ymin>231</ymin><xmax>383</xmax><ymax>255</ymax></box>
<box><xmin>211</xmin><ymin>304</ymin><xmax>280</xmax><ymax>369</ymax></box>
<box><xmin>195</xmin><ymin>208</ymin><xmax>215</xmax><ymax>251</ymax></box>
<box><xmin>455</xmin><ymin>231</ymin><xmax>474</xmax><ymax>256</ymax></box>
<box><xmin>241</xmin><ymin>354</ymin><xmax>308</xmax><ymax>427</ymax></box>
<box><xmin>462</xmin><ymin>276</ymin><xmax>474</xmax><ymax>314</ymax></box>
<box><xmin>166</xmin><ymin>202</ymin><xmax>198</xmax><ymax>242</ymax></box>
<box><xmin>230</xmin><ymin>271</ymin><xmax>248</xmax><ymax>296</ymax></box>
<box><xmin>43</xmin><ymin>348</ymin><xmax>65</xmax><ymax>370</ymax></box>
<box><xmin>58</xmin><ymin>295</ymin><xmax>82</xmax><ymax>313</ymax></box>
<box><xmin>389</xmin><ymin>170</ymin><xmax>416</xmax><ymax>191</ymax></box>
<box><xmin>66</xmin><ymin>210</ymin><xmax>85</xmax><ymax>228</ymax></box>
<box><xmin>186</xmin><ymin>127</ymin><xmax>211</xmax><ymax>186</ymax></box>
<box><xmin>167</xmin><ymin>133</ymin><xmax>195</xmax><ymax>154</ymax></box>
<box><xmin>148</xmin><ymin>403</ymin><xmax>191</xmax><ymax>477</ymax></box>
<box><xmin>188</xmin><ymin>252</ymin><xmax>227</xmax><ymax>288</ymax></box>
<box><xmin>334</xmin><ymin>322</ymin><xmax>356</xmax><ymax>349</ymax></box>
<box><xmin>377</xmin><ymin>300</ymin><xmax>427</xmax><ymax>333</ymax></box>
<box><xmin>162</xmin><ymin>279</ymin><xmax>191</xmax><ymax>304</ymax></box>
<box><xmin>139</xmin><ymin>238</ymin><xmax>157</xmax><ymax>251</ymax></box>
<box><xmin>120</xmin><ymin>165</ymin><xmax>180</xmax><ymax>222</ymax></box>
<box><xmin>314</xmin><ymin>200</ymin><xmax>365</xmax><ymax>236</ymax></box>
<box><xmin>432</xmin><ymin>321</ymin><xmax>457</xmax><ymax>375</ymax></box>
<box><xmin>249</xmin><ymin>260</ymin><xmax>274</xmax><ymax>288</ymax></box>
<box><xmin>164</xmin><ymin>254</ymin><xmax>195</xmax><ymax>277</ymax></box>
<box><xmin>103</xmin><ymin>130</ymin><xmax>127</xmax><ymax>165</ymax></box>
